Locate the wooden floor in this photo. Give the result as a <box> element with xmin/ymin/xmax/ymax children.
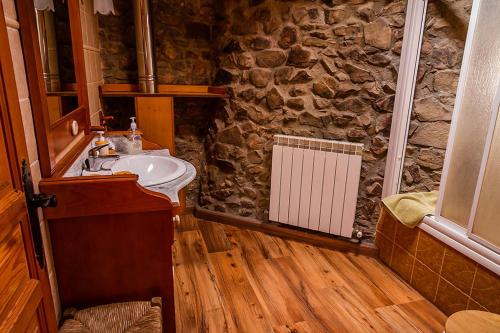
<box><xmin>173</xmin><ymin>215</ymin><xmax>447</xmax><ymax>333</ymax></box>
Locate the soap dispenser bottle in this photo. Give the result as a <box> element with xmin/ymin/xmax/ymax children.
<box><xmin>95</xmin><ymin>131</ymin><xmax>109</xmax><ymax>156</ymax></box>
<box><xmin>128</xmin><ymin>117</ymin><xmax>142</xmax><ymax>154</ymax></box>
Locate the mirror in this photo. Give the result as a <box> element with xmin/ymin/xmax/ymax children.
<box><xmin>18</xmin><ymin>0</ymin><xmax>90</xmax><ymax>177</ymax></box>
<box><xmin>35</xmin><ymin>1</ymin><xmax>79</xmax><ymax>125</ymax></box>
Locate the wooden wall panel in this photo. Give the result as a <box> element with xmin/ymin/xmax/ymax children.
<box><xmin>135</xmin><ymin>97</ymin><xmax>175</xmax><ymax>154</ymax></box>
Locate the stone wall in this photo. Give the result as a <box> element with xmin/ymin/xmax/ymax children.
<box><xmin>201</xmin><ymin>0</ymin><xmax>407</xmax><ymax>239</ymax></box>
<box><xmin>400</xmin><ymin>0</ymin><xmax>471</xmax><ymax>192</ymax></box>
<box><xmin>99</xmin><ymin>0</ymin><xmax>216</xmax><ymax>85</ymax></box>
<box><xmin>98</xmin><ymin>0</ymin><xmax>470</xmax><ymax>240</ymax></box>
<box><xmin>151</xmin><ymin>0</ymin><xmax>215</xmax><ymax>85</ymax></box>
<box><xmin>98</xmin><ymin>1</ymin><xmax>137</xmax><ymax>83</ymax></box>
<box><xmin>174</xmin><ymin>99</ymin><xmax>219</xmax><ymax>207</ymax></box>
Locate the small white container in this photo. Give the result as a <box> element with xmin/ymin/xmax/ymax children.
<box><xmin>95</xmin><ymin>131</ymin><xmax>109</xmax><ymax>155</ymax></box>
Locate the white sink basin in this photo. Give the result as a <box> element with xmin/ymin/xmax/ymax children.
<box><xmin>111</xmin><ymin>155</ymin><xmax>186</xmax><ymax>187</ymax></box>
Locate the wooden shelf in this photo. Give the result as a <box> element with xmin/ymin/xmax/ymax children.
<box><xmin>46</xmin><ymin>91</ymin><xmax>78</xmax><ymax>97</ymax></box>
<box><xmin>101</xmin><ymin>91</ymin><xmax>226</xmax><ymax>98</ymax></box>
<box><xmin>100</xmin><ymin>84</ymin><xmax>227</xmax><ymax>98</ymax></box>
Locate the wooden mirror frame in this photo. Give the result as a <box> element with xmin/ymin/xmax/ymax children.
<box><xmin>17</xmin><ymin>0</ymin><xmax>90</xmax><ymax>177</ymax></box>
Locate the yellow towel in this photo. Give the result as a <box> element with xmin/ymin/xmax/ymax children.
<box><xmin>381</xmin><ymin>191</ymin><xmax>438</xmax><ymax>228</ymax></box>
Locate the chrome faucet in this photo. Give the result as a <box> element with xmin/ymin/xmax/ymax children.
<box><xmin>84</xmin><ymin>144</ymin><xmax>119</xmax><ymax>172</ymax></box>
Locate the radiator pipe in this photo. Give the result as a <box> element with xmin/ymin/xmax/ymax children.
<box><xmin>133</xmin><ymin>0</ymin><xmax>156</xmax><ymax>93</ymax></box>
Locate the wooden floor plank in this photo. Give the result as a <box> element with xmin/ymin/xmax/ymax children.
<box><xmin>397</xmin><ymin>300</ymin><xmax>447</xmax><ymax>332</ymax></box>
<box><xmin>274</xmin><ymin>321</ymin><xmax>315</xmax><ymax>333</ymax></box>
<box><xmin>250</xmin><ymin>230</ymin><xmax>294</xmax><ymax>259</ymax></box>
<box><xmin>228</xmin><ymin>228</ymin><xmax>291</xmax><ymax>262</ymax></box>
<box><xmin>376</xmin><ymin>299</ymin><xmax>447</xmax><ymax>333</ymax></box>
<box><xmin>346</xmin><ymin>253</ymin><xmax>423</xmax><ymax>304</ymax></box>
<box><xmin>208</xmin><ymin>249</ymin><xmax>274</xmax><ymax>333</ymax></box>
<box><xmin>375</xmin><ymin>304</ymin><xmax>422</xmax><ymax>333</ymax></box>
<box><xmin>174</xmin><ymin>217</ymin><xmax>447</xmax><ymax>333</ymax></box>
<box><xmin>242</xmin><ymin>253</ymin><xmax>305</xmax><ymax>329</ymax></box>
<box><xmin>173</xmin><ymin>230</ymin><xmax>234</xmax><ymax>332</ymax></box>
<box><xmin>175</xmin><ymin>214</ymin><xmax>200</xmax><ymax>233</ymax></box>
<box><xmin>226</xmin><ymin>230</ymin><xmax>304</xmax><ymax>329</ymax></box>
<box><xmin>269</xmin><ymin>256</ymin><xmax>353</xmax><ymax>333</ymax></box>
<box><xmin>318</xmin><ymin>248</ymin><xmax>394</xmax><ymax>309</ymax></box>
<box><xmin>321</xmin><ymin>286</ymin><xmax>396</xmax><ymax>333</ymax></box>
<box><xmin>198</xmin><ymin>219</ymin><xmax>233</xmax><ymax>253</ymax></box>
<box><xmin>283</xmin><ymin>240</ymin><xmax>350</xmax><ymax>290</ymax></box>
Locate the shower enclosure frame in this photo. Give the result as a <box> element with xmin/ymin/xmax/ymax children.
<box><xmin>382</xmin><ymin>0</ymin><xmax>428</xmax><ymax>199</ymax></box>
<box><xmin>383</xmin><ymin>0</ymin><xmax>500</xmax><ymax>274</ymax></box>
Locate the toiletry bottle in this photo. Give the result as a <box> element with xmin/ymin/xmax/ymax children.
<box><xmin>128</xmin><ymin>117</ymin><xmax>142</xmax><ymax>154</ymax></box>
<box><xmin>95</xmin><ymin>131</ymin><xmax>109</xmax><ymax>155</ymax></box>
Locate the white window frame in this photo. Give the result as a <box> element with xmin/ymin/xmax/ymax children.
<box><xmin>383</xmin><ymin>0</ymin><xmax>500</xmax><ymax>275</ymax></box>
<box><xmin>382</xmin><ymin>0</ymin><xmax>428</xmax><ymax>198</ymax></box>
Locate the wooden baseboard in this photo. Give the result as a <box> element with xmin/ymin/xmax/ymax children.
<box><xmin>194</xmin><ymin>205</ymin><xmax>379</xmax><ymax>257</ymax></box>
<box><xmin>173</xmin><ymin>205</ymin><xmax>194</xmax><ymax>217</ymax></box>
<box><xmin>181</xmin><ymin>206</ymin><xmax>195</xmax><ymax>215</ymax></box>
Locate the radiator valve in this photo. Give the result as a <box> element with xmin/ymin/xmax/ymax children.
<box><xmin>354</xmin><ymin>229</ymin><xmax>363</xmax><ymax>239</ymax></box>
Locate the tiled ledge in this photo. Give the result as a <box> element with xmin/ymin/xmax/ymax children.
<box><xmin>375</xmin><ymin>208</ymin><xmax>500</xmax><ymax>316</ymax></box>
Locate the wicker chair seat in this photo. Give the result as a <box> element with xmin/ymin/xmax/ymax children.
<box><xmin>59</xmin><ymin>298</ymin><xmax>162</xmax><ymax>333</ymax></box>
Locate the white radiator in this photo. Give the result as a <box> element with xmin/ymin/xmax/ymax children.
<box><xmin>269</xmin><ymin>135</ymin><xmax>363</xmax><ymax>238</ymax></box>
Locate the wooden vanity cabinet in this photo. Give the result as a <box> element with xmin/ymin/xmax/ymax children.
<box><xmin>39</xmin><ymin>175</ymin><xmax>176</xmax><ymax>333</ymax></box>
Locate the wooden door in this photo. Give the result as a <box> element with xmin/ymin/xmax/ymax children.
<box><xmin>0</xmin><ymin>3</ymin><xmax>56</xmax><ymax>332</ymax></box>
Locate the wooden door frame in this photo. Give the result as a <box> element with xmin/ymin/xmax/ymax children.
<box><xmin>0</xmin><ymin>2</ymin><xmax>57</xmax><ymax>332</ymax></box>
